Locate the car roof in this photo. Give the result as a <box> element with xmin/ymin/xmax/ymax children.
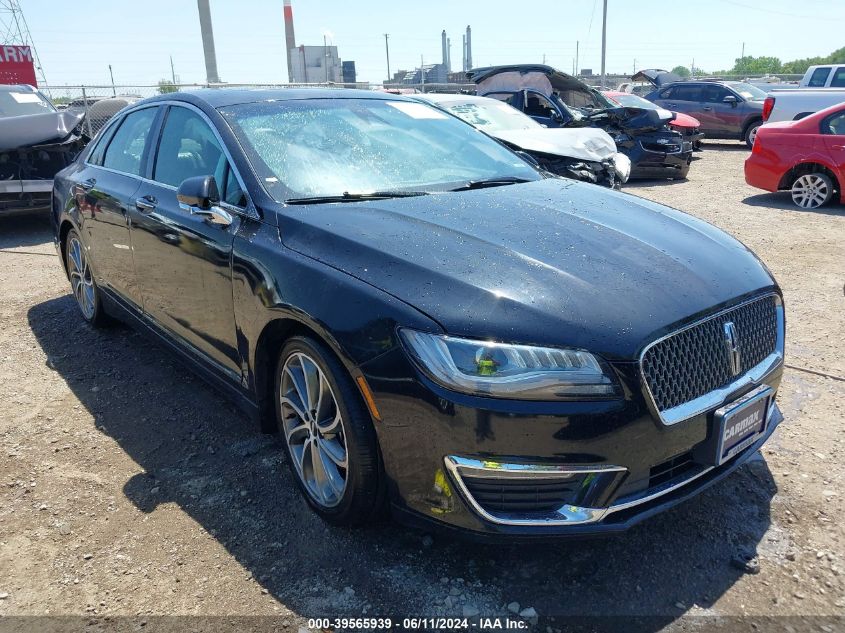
<box><xmin>416</xmin><ymin>93</ymin><xmax>492</xmax><ymax>104</ymax></box>
<box><xmin>0</xmin><ymin>83</ymin><xmax>39</xmax><ymax>94</ymax></box>
<box><xmin>137</xmin><ymin>87</ymin><xmax>402</xmax><ymax>109</ymax></box>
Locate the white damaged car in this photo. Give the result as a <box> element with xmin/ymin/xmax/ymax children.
<box><xmin>416</xmin><ymin>93</ymin><xmax>630</xmax><ymax>188</ymax></box>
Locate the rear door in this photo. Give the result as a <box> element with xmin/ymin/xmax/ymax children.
<box><xmin>128</xmin><ymin>103</ymin><xmax>245</xmax><ymax>379</ymax></box>
<box><xmin>77</xmin><ymin>106</ymin><xmax>159</xmax><ymax>309</ymax></box>
<box><xmin>820</xmin><ymin>109</ymin><xmax>845</xmax><ymax>188</ymax></box>
<box><xmin>655</xmin><ymin>84</ymin><xmax>703</xmax><ymax>121</ymax></box>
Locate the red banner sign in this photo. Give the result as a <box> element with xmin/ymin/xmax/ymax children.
<box><xmin>0</xmin><ymin>45</ymin><xmax>38</xmax><ymax>87</ymax></box>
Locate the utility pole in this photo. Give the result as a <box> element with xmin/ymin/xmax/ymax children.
<box><xmin>543</xmin><ymin>53</ymin><xmax>546</xmax><ymax>65</ymax></box>
<box><xmin>634</xmin><ymin>58</ymin><xmax>637</xmax><ymax>74</ymax></box>
<box><xmin>575</xmin><ymin>41</ymin><xmax>579</xmax><ymax>77</ymax></box>
<box><xmin>600</xmin><ymin>0</ymin><xmax>608</xmax><ymax>88</ymax></box>
<box><xmin>170</xmin><ymin>56</ymin><xmax>176</xmax><ymax>84</ymax></box>
<box><xmin>323</xmin><ymin>34</ymin><xmax>329</xmax><ymax>83</ymax></box>
<box><xmin>741</xmin><ymin>42</ymin><xmax>745</xmax><ymax>59</ymax></box>
<box><xmin>384</xmin><ymin>33</ymin><xmax>391</xmax><ymax>82</ymax></box>
<box><xmin>108</xmin><ymin>64</ymin><xmax>115</xmax><ymax>96</ymax></box>
<box><xmin>420</xmin><ymin>54</ymin><xmax>425</xmax><ymax>90</ymax></box>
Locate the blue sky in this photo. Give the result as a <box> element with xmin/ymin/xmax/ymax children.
<box><xmin>21</xmin><ymin>0</ymin><xmax>844</xmax><ymax>86</ymax></box>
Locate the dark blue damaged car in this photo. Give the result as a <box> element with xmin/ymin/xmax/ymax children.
<box><xmin>51</xmin><ymin>88</ymin><xmax>785</xmax><ymax>538</ymax></box>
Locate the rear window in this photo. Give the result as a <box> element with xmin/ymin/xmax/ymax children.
<box><xmin>830</xmin><ymin>68</ymin><xmax>845</xmax><ymax>88</ymax></box>
<box><xmin>671</xmin><ymin>85</ymin><xmax>704</xmax><ymax>101</ymax></box>
<box><xmin>808</xmin><ymin>67</ymin><xmax>831</xmax><ymax>87</ymax></box>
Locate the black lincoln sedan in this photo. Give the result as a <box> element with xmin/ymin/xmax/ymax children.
<box><xmin>51</xmin><ymin>89</ymin><xmax>785</xmax><ymax>538</ymax></box>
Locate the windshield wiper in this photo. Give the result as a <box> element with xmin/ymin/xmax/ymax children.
<box><xmin>448</xmin><ymin>177</ymin><xmax>533</xmax><ymax>192</ymax></box>
<box><xmin>285</xmin><ymin>190</ymin><xmax>429</xmax><ymax>205</ymax></box>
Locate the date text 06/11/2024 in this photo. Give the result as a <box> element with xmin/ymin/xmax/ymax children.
<box><xmin>306</xmin><ymin>617</ymin><xmax>530</xmax><ymax>629</ymax></box>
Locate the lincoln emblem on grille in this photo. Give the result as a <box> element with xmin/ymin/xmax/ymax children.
<box><xmin>723</xmin><ymin>321</ymin><xmax>741</xmax><ymax>376</ymax></box>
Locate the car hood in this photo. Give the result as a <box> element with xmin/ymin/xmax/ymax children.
<box><xmin>0</xmin><ymin>110</ymin><xmax>86</xmax><ymax>152</ymax></box>
<box><xmin>492</xmin><ymin>127</ymin><xmax>617</xmax><ymax>162</ymax></box>
<box><xmin>279</xmin><ymin>179</ymin><xmax>775</xmax><ymax>360</ymax></box>
<box><xmin>671</xmin><ymin>112</ymin><xmax>701</xmax><ymax>128</ymax></box>
<box><xmin>632</xmin><ymin>69</ymin><xmax>682</xmax><ymax>87</ymax></box>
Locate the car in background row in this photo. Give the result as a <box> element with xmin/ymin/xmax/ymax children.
<box><xmin>603</xmin><ymin>90</ymin><xmax>704</xmax><ymax>150</ymax></box>
<box><xmin>762</xmin><ymin>89</ymin><xmax>845</xmax><ymax>124</ymax></box>
<box><xmin>416</xmin><ymin>93</ymin><xmax>630</xmax><ymax>187</ymax></box>
<box><xmin>0</xmin><ymin>84</ymin><xmax>88</xmax><ymax>216</ymax></box>
<box><xmin>800</xmin><ymin>65</ymin><xmax>845</xmax><ymax>89</ymax></box>
<box><xmin>470</xmin><ymin>65</ymin><xmax>692</xmax><ymax>179</ymax></box>
<box><xmin>53</xmin><ymin>88</ymin><xmax>785</xmax><ymax>538</ymax></box>
<box><xmin>745</xmin><ymin>102</ymin><xmax>845</xmax><ymax>209</ymax></box>
<box><xmin>635</xmin><ymin>69</ymin><xmax>768</xmax><ymax>147</ymax></box>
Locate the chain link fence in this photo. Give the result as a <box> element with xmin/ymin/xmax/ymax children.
<box><xmin>43</xmin><ymin>82</ymin><xmax>477</xmax><ymax>138</ymax></box>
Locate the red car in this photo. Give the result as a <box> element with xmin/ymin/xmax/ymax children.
<box><xmin>603</xmin><ymin>90</ymin><xmax>704</xmax><ymax>149</ymax></box>
<box><xmin>745</xmin><ymin>102</ymin><xmax>845</xmax><ymax>209</ymax></box>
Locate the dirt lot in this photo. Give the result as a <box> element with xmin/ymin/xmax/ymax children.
<box><xmin>0</xmin><ymin>143</ymin><xmax>843</xmax><ymax>631</ymax></box>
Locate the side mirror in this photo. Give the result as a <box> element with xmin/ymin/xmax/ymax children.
<box><xmin>723</xmin><ymin>95</ymin><xmax>738</xmax><ymax>107</ymax></box>
<box><xmin>177</xmin><ymin>175</ymin><xmax>232</xmax><ymax>226</ymax></box>
<box><xmin>550</xmin><ymin>110</ymin><xmax>563</xmax><ymax>122</ymax></box>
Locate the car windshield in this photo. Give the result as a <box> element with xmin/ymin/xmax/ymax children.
<box><xmin>0</xmin><ymin>89</ymin><xmax>55</xmax><ymax>117</ymax></box>
<box><xmin>221</xmin><ymin>98</ymin><xmax>540</xmax><ymax>200</ymax></box>
<box><xmin>728</xmin><ymin>82</ymin><xmax>768</xmax><ymax>101</ymax></box>
<box><xmin>607</xmin><ymin>93</ymin><xmax>657</xmax><ymax>110</ymax></box>
<box><xmin>441</xmin><ymin>100</ymin><xmax>540</xmax><ymax>132</ymax></box>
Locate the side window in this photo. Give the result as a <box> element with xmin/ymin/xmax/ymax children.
<box><xmin>823</xmin><ymin>111</ymin><xmax>845</xmax><ymax>135</ymax></box>
<box><xmin>830</xmin><ymin>68</ymin><xmax>845</xmax><ymax>88</ymax></box>
<box><xmin>808</xmin><ymin>67</ymin><xmax>831</xmax><ymax>87</ymax></box>
<box><xmin>223</xmin><ymin>165</ymin><xmax>247</xmax><ymax>207</ymax></box>
<box><xmin>659</xmin><ymin>87</ymin><xmax>674</xmax><ymax>99</ymax></box>
<box><xmin>703</xmin><ymin>85</ymin><xmax>731</xmax><ymax>103</ymax></box>
<box><xmin>524</xmin><ymin>92</ymin><xmax>556</xmax><ymax>118</ymax></box>
<box><xmin>485</xmin><ymin>92</ymin><xmax>516</xmax><ymax>106</ymax></box>
<box><xmin>672</xmin><ymin>85</ymin><xmax>703</xmax><ymax>101</ymax></box>
<box><xmin>153</xmin><ymin>106</ymin><xmax>225</xmax><ymax>188</ymax></box>
<box><xmin>101</xmin><ymin>107</ymin><xmax>158</xmax><ymax>176</ymax></box>
<box><xmin>87</xmin><ymin>118</ymin><xmax>120</xmax><ymax>166</ymax></box>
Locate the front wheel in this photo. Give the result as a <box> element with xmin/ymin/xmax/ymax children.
<box><xmin>791</xmin><ymin>173</ymin><xmax>834</xmax><ymax>209</ymax></box>
<box><xmin>275</xmin><ymin>336</ymin><xmax>385</xmax><ymax>525</ymax></box>
<box><xmin>744</xmin><ymin>120</ymin><xmax>762</xmax><ymax>148</ymax></box>
<box><xmin>65</xmin><ymin>229</ymin><xmax>108</xmax><ymax>326</ymax></box>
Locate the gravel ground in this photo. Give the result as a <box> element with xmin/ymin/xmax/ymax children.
<box><xmin>0</xmin><ymin>142</ymin><xmax>843</xmax><ymax>631</ymax></box>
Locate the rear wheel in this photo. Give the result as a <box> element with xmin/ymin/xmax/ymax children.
<box><xmin>275</xmin><ymin>336</ymin><xmax>384</xmax><ymax>525</ymax></box>
<box><xmin>790</xmin><ymin>172</ymin><xmax>834</xmax><ymax>209</ymax></box>
<box><xmin>65</xmin><ymin>229</ymin><xmax>107</xmax><ymax>326</ymax></box>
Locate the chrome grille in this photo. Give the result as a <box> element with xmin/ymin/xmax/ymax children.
<box><xmin>641</xmin><ymin>295</ymin><xmax>779</xmax><ymax>413</ymax></box>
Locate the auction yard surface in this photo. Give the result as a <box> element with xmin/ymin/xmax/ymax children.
<box><xmin>0</xmin><ymin>142</ymin><xmax>843</xmax><ymax>630</ymax></box>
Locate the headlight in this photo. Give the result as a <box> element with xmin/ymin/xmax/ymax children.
<box><xmin>399</xmin><ymin>330</ymin><xmax>619</xmax><ymax>400</ymax></box>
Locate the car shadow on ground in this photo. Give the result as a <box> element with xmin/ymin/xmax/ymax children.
<box><xmin>0</xmin><ymin>213</ymin><xmax>53</xmax><ymax>250</ymax></box>
<box><xmin>28</xmin><ymin>295</ymin><xmax>778</xmax><ymax>627</ymax></box>
<box><xmin>743</xmin><ymin>193</ymin><xmax>845</xmax><ymax>215</ymax></box>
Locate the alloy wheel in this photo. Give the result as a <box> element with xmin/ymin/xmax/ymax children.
<box><xmin>747</xmin><ymin>124</ymin><xmax>760</xmax><ymax>146</ymax></box>
<box><xmin>791</xmin><ymin>174</ymin><xmax>831</xmax><ymax>209</ymax></box>
<box><xmin>279</xmin><ymin>352</ymin><xmax>348</xmax><ymax>508</ymax></box>
<box><xmin>67</xmin><ymin>236</ymin><xmax>96</xmax><ymax>320</ymax></box>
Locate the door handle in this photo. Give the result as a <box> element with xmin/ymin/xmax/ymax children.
<box><xmin>665</xmin><ymin>103</ymin><xmax>677</xmax><ymax>108</ymax></box>
<box><xmin>135</xmin><ymin>196</ymin><xmax>157</xmax><ymax>212</ymax></box>
<box><xmin>702</xmin><ymin>106</ymin><xmax>713</xmax><ymax>111</ymax></box>
<box><xmin>77</xmin><ymin>178</ymin><xmax>96</xmax><ymax>191</ymax></box>
<box><xmin>833</xmin><ymin>145</ymin><xmax>845</xmax><ymax>151</ymax></box>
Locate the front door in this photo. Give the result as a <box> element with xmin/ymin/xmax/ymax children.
<box><xmin>79</xmin><ymin>106</ymin><xmax>159</xmax><ymax>308</ymax></box>
<box><xmin>699</xmin><ymin>85</ymin><xmax>744</xmax><ymax>137</ymax></box>
<box><xmin>522</xmin><ymin>90</ymin><xmax>562</xmax><ymax>127</ymax></box>
<box><xmin>129</xmin><ymin>104</ymin><xmax>245</xmax><ymax>379</ymax></box>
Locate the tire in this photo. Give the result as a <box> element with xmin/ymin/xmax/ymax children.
<box><xmin>65</xmin><ymin>229</ymin><xmax>108</xmax><ymax>327</ymax></box>
<box><xmin>744</xmin><ymin>120</ymin><xmax>762</xmax><ymax>148</ymax></box>
<box><xmin>676</xmin><ymin>161</ymin><xmax>691</xmax><ymax>179</ymax></box>
<box><xmin>790</xmin><ymin>172</ymin><xmax>834</xmax><ymax>209</ymax></box>
<box><xmin>274</xmin><ymin>335</ymin><xmax>385</xmax><ymax>525</ymax></box>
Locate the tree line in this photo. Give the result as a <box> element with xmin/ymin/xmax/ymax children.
<box><xmin>667</xmin><ymin>47</ymin><xmax>845</xmax><ymax>78</ymax></box>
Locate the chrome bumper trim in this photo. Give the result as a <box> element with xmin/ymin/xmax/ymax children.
<box><xmin>445</xmin><ymin>399</ymin><xmax>783</xmax><ymax>528</ymax></box>
<box><xmin>0</xmin><ymin>180</ymin><xmax>53</xmax><ymax>194</ymax></box>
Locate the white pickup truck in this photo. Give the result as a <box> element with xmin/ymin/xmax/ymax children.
<box><xmin>799</xmin><ymin>64</ymin><xmax>845</xmax><ymax>88</ymax></box>
<box><xmin>763</xmin><ymin>88</ymin><xmax>845</xmax><ymax>123</ymax></box>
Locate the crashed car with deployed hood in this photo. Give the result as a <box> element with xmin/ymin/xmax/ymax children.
<box><xmin>415</xmin><ymin>93</ymin><xmax>630</xmax><ymax>187</ymax></box>
<box><xmin>0</xmin><ymin>84</ymin><xmax>87</xmax><ymax>215</ymax></box>
<box><xmin>470</xmin><ymin>64</ymin><xmax>692</xmax><ymax>179</ymax></box>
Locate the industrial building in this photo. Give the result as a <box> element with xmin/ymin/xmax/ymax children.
<box><xmin>289</xmin><ymin>45</ymin><xmax>343</xmax><ymax>83</ymax></box>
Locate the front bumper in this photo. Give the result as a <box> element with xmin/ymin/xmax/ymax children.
<box><xmin>361</xmin><ymin>347</ymin><xmax>784</xmax><ymax>539</ymax></box>
<box><xmin>0</xmin><ymin>179</ymin><xmax>53</xmax><ymax>215</ymax></box>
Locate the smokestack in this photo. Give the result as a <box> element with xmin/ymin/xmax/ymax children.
<box><xmin>196</xmin><ymin>0</ymin><xmax>220</xmax><ymax>83</ymax></box>
<box><xmin>465</xmin><ymin>25</ymin><xmax>472</xmax><ymax>71</ymax></box>
<box><xmin>284</xmin><ymin>0</ymin><xmax>297</xmax><ymax>83</ymax></box>
<box><xmin>441</xmin><ymin>30</ymin><xmax>448</xmax><ymax>69</ymax></box>
<box><xmin>462</xmin><ymin>34</ymin><xmax>466</xmax><ymax>72</ymax></box>
<box><xmin>447</xmin><ymin>37</ymin><xmax>451</xmax><ymax>72</ymax></box>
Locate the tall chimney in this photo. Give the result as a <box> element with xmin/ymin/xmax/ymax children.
<box><xmin>447</xmin><ymin>37</ymin><xmax>451</xmax><ymax>72</ymax></box>
<box><xmin>441</xmin><ymin>30</ymin><xmax>448</xmax><ymax>69</ymax></box>
<box><xmin>283</xmin><ymin>0</ymin><xmax>297</xmax><ymax>83</ymax></box>
<box><xmin>196</xmin><ymin>0</ymin><xmax>220</xmax><ymax>83</ymax></box>
<box><xmin>465</xmin><ymin>25</ymin><xmax>472</xmax><ymax>71</ymax></box>
<box><xmin>462</xmin><ymin>34</ymin><xmax>466</xmax><ymax>72</ymax></box>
